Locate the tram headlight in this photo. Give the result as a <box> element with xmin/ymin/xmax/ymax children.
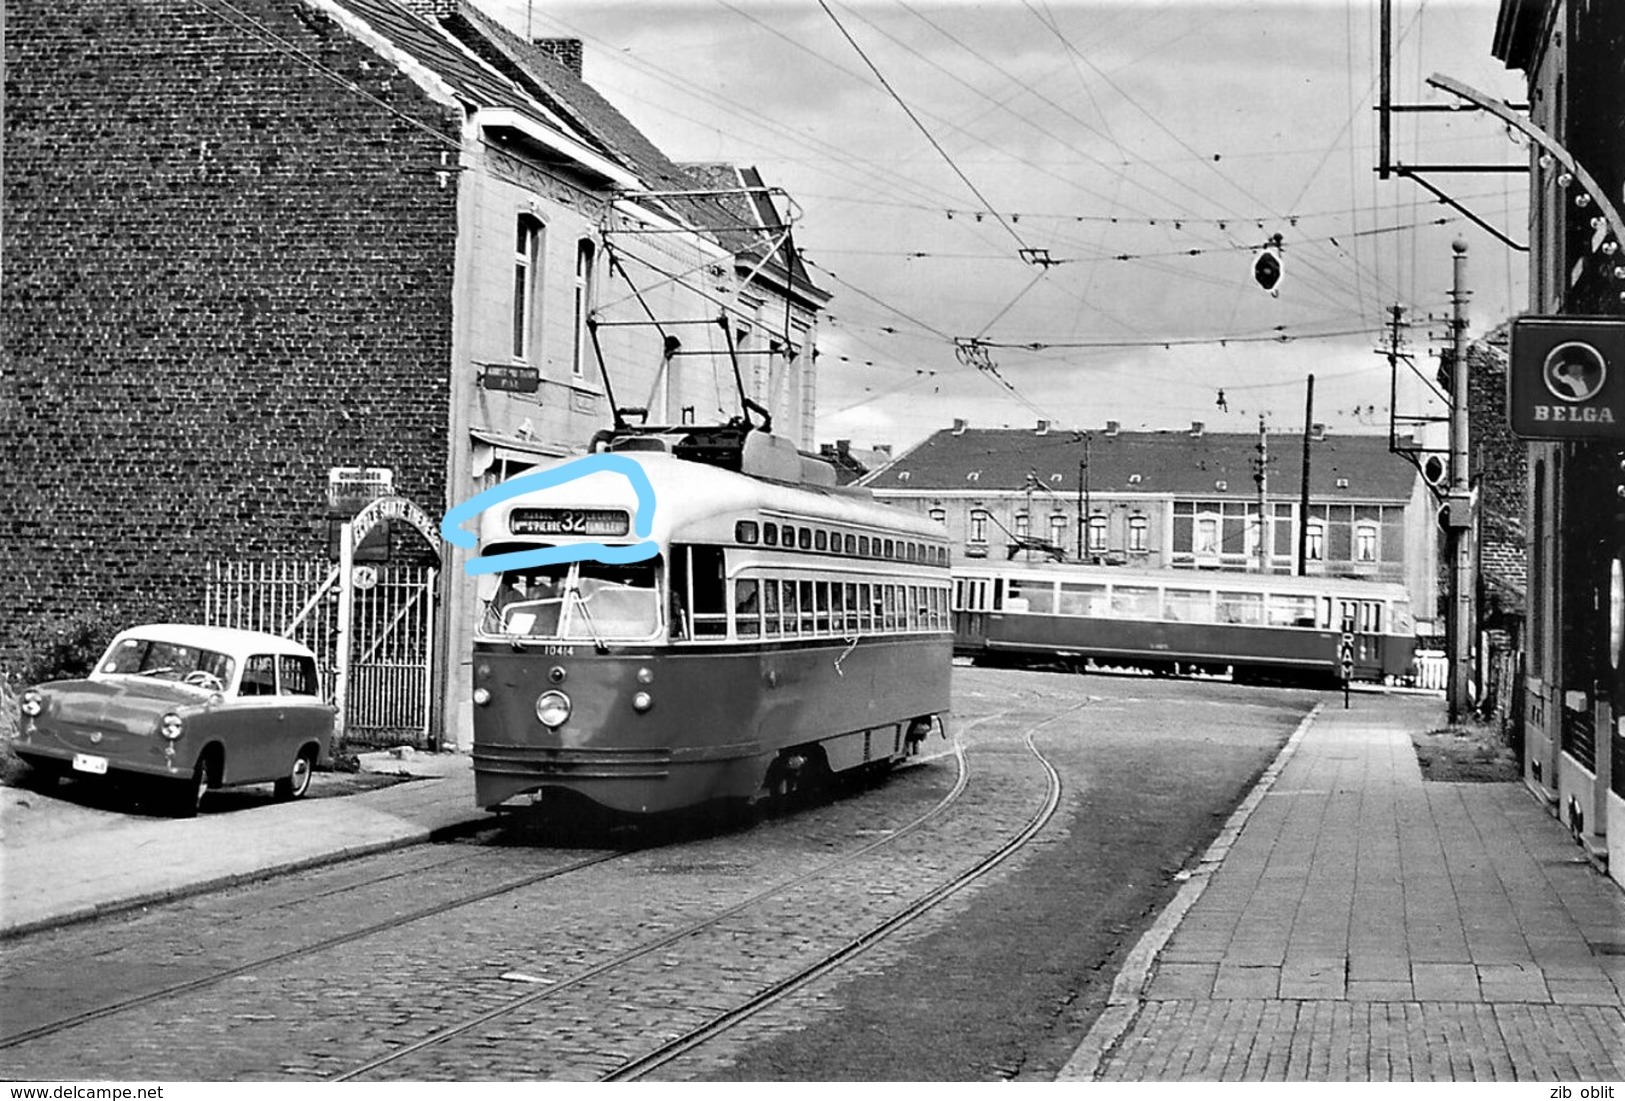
<box><xmin>472</xmin><ymin>687</ymin><xmax>491</xmax><ymax>706</ymax></box>
<box><xmin>632</xmin><ymin>691</ymin><xmax>653</xmax><ymax>713</ymax></box>
<box><xmin>535</xmin><ymin>690</ymin><xmax>572</xmax><ymax>728</ymax></box>
<box><xmin>636</xmin><ymin>667</ymin><xmax>653</xmax><ymax>685</ymax></box>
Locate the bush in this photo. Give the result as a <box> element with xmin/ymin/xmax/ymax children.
<box><xmin>20</xmin><ymin>612</ymin><xmax>112</xmax><ymax>686</ymax></box>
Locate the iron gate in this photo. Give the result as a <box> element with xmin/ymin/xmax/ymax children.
<box><xmin>205</xmin><ymin>560</ymin><xmax>439</xmax><ymax>747</ymax></box>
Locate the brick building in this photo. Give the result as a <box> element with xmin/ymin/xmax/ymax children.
<box><xmin>1492</xmin><ymin>0</ymin><xmax>1625</xmax><ymax>884</ymax></box>
<box><xmin>2</xmin><ymin>0</ymin><xmax>825</xmax><ymax>749</ymax></box>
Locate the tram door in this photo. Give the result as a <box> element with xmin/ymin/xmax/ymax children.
<box><xmin>953</xmin><ymin>576</ymin><xmax>992</xmax><ymax>653</ymax></box>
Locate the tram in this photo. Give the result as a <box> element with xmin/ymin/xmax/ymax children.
<box><xmin>460</xmin><ymin>424</ymin><xmax>953</xmax><ymax>816</ymax></box>
<box><xmin>952</xmin><ymin>561</ymin><xmax>1416</xmax><ymax>686</ymax></box>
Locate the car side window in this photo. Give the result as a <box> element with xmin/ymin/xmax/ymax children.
<box><xmin>240</xmin><ymin>655</ymin><xmax>277</xmax><ymax>697</ymax></box>
<box><xmin>278</xmin><ymin>655</ymin><xmax>319</xmax><ymax>696</ymax></box>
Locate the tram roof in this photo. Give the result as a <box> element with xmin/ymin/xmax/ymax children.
<box><xmin>476</xmin><ymin>451</ymin><xmax>948</xmax><ymax>546</ymax></box>
<box><xmin>956</xmin><ymin>560</ymin><xmax>1411</xmax><ymax>599</ymax></box>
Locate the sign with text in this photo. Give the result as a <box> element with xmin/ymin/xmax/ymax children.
<box><xmin>481</xmin><ymin>364</ymin><xmax>541</xmax><ymax>394</ymax></box>
<box><xmin>1508</xmin><ymin>317</ymin><xmax>1625</xmax><ymax>439</ymax></box>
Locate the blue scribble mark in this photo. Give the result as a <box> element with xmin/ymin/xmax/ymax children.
<box><xmin>439</xmin><ymin>452</ymin><xmax>659</xmax><ymax>576</ymax></box>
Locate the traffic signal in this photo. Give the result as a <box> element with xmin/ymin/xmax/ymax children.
<box><xmin>1252</xmin><ymin>238</ymin><xmax>1283</xmax><ymax>296</ymax></box>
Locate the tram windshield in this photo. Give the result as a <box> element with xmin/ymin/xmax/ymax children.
<box><xmin>479</xmin><ymin>559</ymin><xmax>661</xmax><ymax>641</ymax></box>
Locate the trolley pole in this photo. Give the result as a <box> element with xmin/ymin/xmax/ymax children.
<box><xmin>1254</xmin><ymin>414</ymin><xmax>1268</xmax><ymax>572</ymax></box>
<box><xmin>1445</xmin><ymin>240</ymin><xmax>1475</xmax><ymax>724</ymax></box>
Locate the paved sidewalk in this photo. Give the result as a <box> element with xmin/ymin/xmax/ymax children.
<box><xmin>0</xmin><ymin>750</ymin><xmax>486</xmax><ymax>938</ymax></box>
<box><xmin>1059</xmin><ymin>694</ymin><xmax>1625</xmax><ymax>1081</ymax></box>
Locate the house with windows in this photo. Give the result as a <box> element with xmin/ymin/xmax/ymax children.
<box><xmin>3</xmin><ymin>0</ymin><xmax>825</xmax><ymax>750</ymax></box>
<box><xmin>1490</xmin><ymin>0</ymin><xmax>1624</xmax><ymax>883</ymax></box>
<box><xmin>862</xmin><ymin>419</ymin><xmax>1437</xmax><ymax>631</ymax></box>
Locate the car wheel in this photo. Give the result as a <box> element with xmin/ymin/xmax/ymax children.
<box><xmin>274</xmin><ymin>748</ymin><xmax>315</xmax><ymax>801</ymax></box>
<box><xmin>173</xmin><ymin>757</ymin><xmax>211</xmax><ymax>818</ymax></box>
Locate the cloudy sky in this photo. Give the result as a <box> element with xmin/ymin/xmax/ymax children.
<box><xmin>475</xmin><ymin>0</ymin><xmax>1530</xmax><ymax>452</ymax></box>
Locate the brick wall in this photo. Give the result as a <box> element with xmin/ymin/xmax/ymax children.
<box><xmin>1467</xmin><ymin>334</ymin><xmax>1527</xmax><ymax>628</ymax></box>
<box><xmin>1</xmin><ymin>0</ymin><xmax>462</xmax><ymax>678</ymax></box>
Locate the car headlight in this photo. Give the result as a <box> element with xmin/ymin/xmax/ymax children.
<box><xmin>20</xmin><ymin>689</ymin><xmax>43</xmax><ymax>718</ymax></box>
<box><xmin>160</xmin><ymin>712</ymin><xmax>184</xmax><ymax>740</ymax></box>
<box><xmin>535</xmin><ymin>690</ymin><xmax>571</xmax><ymax>728</ymax></box>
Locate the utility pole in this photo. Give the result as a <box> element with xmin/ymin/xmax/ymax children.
<box><xmin>1445</xmin><ymin>240</ymin><xmax>1475</xmax><ymax>724</ymax></box>
<box><xmin>1077</xmin><ymin>436</ymin><xmax>1092</xmax><ymax>561</ymax></box>
<box><xmin>1253</xmin><ymin>414</ymin><xmax>1269</xmax><ymax>572</ymax></box>
<box><xmin>1298</xmin><ymin>375</ymin><xmax>1314</xmax><ymax>576</ymax></box>
<box><xmin>1076</xmin><ymin>453</ymin><xmax>1085</xmax><ymax>560</ymax></box>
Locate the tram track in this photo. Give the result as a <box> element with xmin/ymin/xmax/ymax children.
<box><xmin>3</xmin><ymin>698</ymin><xmax>1059</xmax><ymax>1080</ymax></box>
<box><xmin>0</xmin><ymin>848</ymin><xmax>627</xmax><ymax>1051</ymax></box>
<box><xmin>332</xmin><ymin>702</ymin><xmax>1074</xmax><ymax>1082</ymax></box>
<box><xmin>605</xmin><ymin>719</ymin><xmax>1066</xmax><ymax>1081</ymax></box>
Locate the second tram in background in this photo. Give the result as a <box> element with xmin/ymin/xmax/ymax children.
<box><xmin>952</xmin><ymin>561</ymin><xmax>1416</xmax><ymax>686</ymax></box>
<box><xmin>462</xmin><ymin>424</ymin><xmax>954</xmax><ymax>817</ymax></box>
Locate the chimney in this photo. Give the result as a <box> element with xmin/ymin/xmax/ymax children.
<box><xmin>533</xmin><ymin>37</ymin><xmax>584</xmax><ymax>77</ymax></box>
<box><xmin>951</xmin><ymin>418</ymin><xmax>968</xmax><ymax>435</ymax></box>
<box><xmin>1104</xmin><ymin>420</ymin><xmax>1120</xmax><ymax>437</ymax></box>
<box><xmin>1189</xmin><ymin>421</ymin><xmax>1204</xmax><ymax>438</ymax></box>
<box><xmin>836</xmin><ymin>439</ymin><xmax>851</xmax><ymax>457</ymax></box>
<box><xmin>1035</xmin><ymin>419</ymin><xmax>1050</xmax><ymax>435</ymax></box>
<box><xmin>1311</xmin><ymin>422</ymin><xmax>1327</xmax><ymax>441</ymax></box>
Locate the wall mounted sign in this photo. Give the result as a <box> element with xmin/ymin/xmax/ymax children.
<box><xmin>1508</xmin><ymin>316</ymin><xmax>1625</xmax><ymax>439</ymax></box>
<box><xmin>481</xmin><ymin>364</ymin><xmax>541</xmax><ymax>394</ymax></box>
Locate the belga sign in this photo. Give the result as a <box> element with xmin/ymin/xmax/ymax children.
<box><xmin>1509</xmin><ymin>317</ymin><xmax>1625</xmax><ymax>440</ymax></box>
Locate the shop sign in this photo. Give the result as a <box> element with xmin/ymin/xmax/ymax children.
<box><xmin>1508</xmin><ymin>316</ymin><xmax>1625</xmax><ymax>439</ymax></box>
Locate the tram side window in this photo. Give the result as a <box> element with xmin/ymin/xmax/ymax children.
<box><xmin>1058</xmin><ymin>582</ymin><xmax>1107</xmax><ymax>616</ymax></box>
<box><xmin>832</xmin><ymin>582</ymin><xmax>846</xmax><ymax>634</ymax></box>
<box><xmin>799</xmin><ymin>579</ymin><xmax>815</xmax><ymax>634</ymax></box>
<box><xmin>734</xmin><ymin>579</ymin><xmax>760</xmax><ymax>638</ymax></box>
<box><xmin>815</xmin><ymin>581</ymin><xmax>831</xmax><ymax>634</ymax></box>
<box><xmin>843</xmin><ymin>582</ymin><xmax>858</xmax><ymax>631</ymax></box>
<box><xmin>763</xmin><ymin>524</ymin><xmax>778</xmax><ymax>548</ymax></box>
<box><xmin>782</xmin><ymin>524</ymin><xmax>795</xmax><ymax>548</ymax></box>
<box><xmin>1111</xmin><ymin>586</ymin><xmax>1159</xmax><ymax>620</ymax></box>
<box><xmin>1163</xmin><ymin>588</ymin><xmax>1214</xmax><ymax>623</ymax></box>
<box><xmin>799</xmin><ymin>528</ymin><xmax>813</xmax><ymax>551</ymax></box>
<box><xmin>1267</xmin><ymin>594</ymin><xmax>1318</xmax><ymax>628</ymax></box>
<box><xmin>859</xmin><ymin>583</ymin><xmax>874</xmax><ymax>630</ymax></box>
<box><xmin>1216</xmin><ymin>590</ymin><xmax>1264</xmax><ymax>626</ymax></box>
<box><xmin>882</xmin><ymin>586</ymin><xmax>898</xmax><ymax>630</ymax></box>
<box><xmin>1006</xmin><ymin>578</ymin><xmax>1055</xmax><ymax>614</ymax></box>
<box><xmin>763</xmin><ymin>578</ymin><xmax>781</xmax><ymax>636</ymax></box>
<box><xmin>845</xmin><ymin>534</ymin><xmax>857</xmax><ymax>555</ymax></box>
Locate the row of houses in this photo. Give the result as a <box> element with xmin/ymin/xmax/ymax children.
<box><xmin>857</xmin><ymin>420</ymin><xmax>1438</xmax><ymax>630</ymax></box>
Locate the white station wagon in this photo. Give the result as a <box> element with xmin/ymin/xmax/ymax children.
<box><xmin>14</xmin><ymin>624</ymin><xmax>335</xmax><ymax>816</ymax></box>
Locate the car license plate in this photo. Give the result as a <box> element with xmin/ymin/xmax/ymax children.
<box><xmin>72</xmin><ymin>753</ymin><xmax>109</xmax><ymax>775</ymax></box>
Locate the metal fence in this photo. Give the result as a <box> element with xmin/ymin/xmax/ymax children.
<box><xmin>206</xmin><ymin>560</ymin><xmax>437</xmax><ymax>747</ymax></box>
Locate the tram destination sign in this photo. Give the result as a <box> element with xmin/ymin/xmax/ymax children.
<box><xmin>509</xmin><ymin>508</ymin><xmax>630</xmax><ymax>537</ymax></box>
<box><xmin>1508</xmin><ymin>316</ymin><xmax>1625</xmax><ymax>440</ymax></box>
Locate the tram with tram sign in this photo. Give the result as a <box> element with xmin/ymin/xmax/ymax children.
<box><xmin>458</xmin><ymin>424</ymin><xmax>953</xmax><ymax>816</ymax></box>
<box><xmin>952</xmin><ymin>561</ymin><xmax>1415</xmax><ymax>686</ymax></box>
